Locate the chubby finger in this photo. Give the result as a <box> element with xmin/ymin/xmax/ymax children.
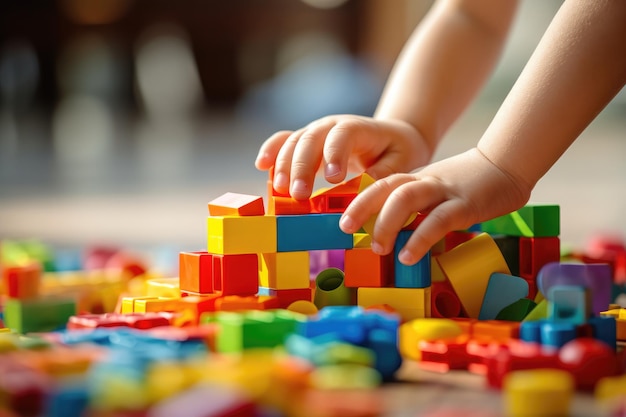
<box><xmin>371</xmin><ymin>179</ymin><xmax>446</xmax><ymax>256</ymax></box>
<box><xmin>397</xmin><ymin>200</ymin><xmax>470</xmax><ymax>265</ymax></box>
<box><xmin>339</xmin><ymin>173</ymin><xmax>415</xmax><ymax>235</ymax></box>
<box><xmin>322</xmin><ymin>119</ymin><xmax>366</xmax><ymax>183</ymax></box>
<box><xmin>290</xmin><ymin>120</ymin><xmax>336</xmax><ymax>200</ymax></box>
<box><xmin>255</xmin><ymin>131</ymin><xmax>292</xmax><ymax>170</ymax></box>
<box><xmin>273</xmin><ymin>129</ymin><xmax>305</xmax><ymax>195</ymax></box>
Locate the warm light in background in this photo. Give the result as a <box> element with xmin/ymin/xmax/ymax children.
<box><xmin>59</xmin><ymin>0</ymin><xmax>134</xmax><ymax>25</ymax></box>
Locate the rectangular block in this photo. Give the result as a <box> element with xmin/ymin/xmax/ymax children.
<box><xmin>259</xmin><ymin>251</ymin><xmax>310</xmax><ymax>290</ymax></box>
<box><xmin>357</xmin><ymin>287</ymin><xmax>431</xmax><ymax>321</ymax></box>
<box><xmin>134</xmin><ymin>298</ymin><xmax>181</xmax><ymax>314</ymax></box>
<box><xmin>121</xmin><ymin>296</ymin><xmax>158</xmax><ymax>314</ymax></box>
<box><xmin>519</xmin><ymin>237</ymin><xmax>560</xmax><ymax>281</ymax></box>
<box><xmin>4</xmin><ymin>298</ymin><xmax>76</xmax><ymax>333</ymax></box>
<box><xmin>265</xmin><ymin>287</ymin><xmax>312</xmax><ymax>308</ymax></box>
<box><xmin>208</xmin><ymin>192</ymin><xmax>264</xmax><ymax>216</ymax></box>
<box><xmin>2</xmin><ymin>263</ymin><xmax>42</xmax><ymax>299</ymax></box>
<box><xmin>276</xmin><ymin>214</ymin><xmax>353</xmax><ymax>252</ymax></box>
<box><xmin>394</xmin><ymin>230</ymin><xmax>431</xmax><ymax>288</ymax></box>
<box><xmin>480</xmin><ymin>204</ymin><xmax>560</xmax><ymax>237</ymax></box>
<box><xmin>213</xmin><ymin>253</ymin><xmax>259</xmax><ymax>296</ymax></box>
<box><xmin>179</xmin><ymin>251</ymin><xmax>213</xmax><ymax>294</ymax></box>
<box><xmin>344</xmin><ymin>248</ymin><xmax>393</xmax><ymax>288</ymax></box>
<box><xmin>207</xmin><ymin>215</ymin><xmax>276</xmax><ymax>255</ymax></box>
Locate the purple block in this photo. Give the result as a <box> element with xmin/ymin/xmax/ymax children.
<box><xmin>309</xmin><ymin>249</ymin><xmax>345</xmax><ymax>278</ymax></box>
<box><xmin>537</xmin><ymin>262</ymin><xmax>612</xmax><ymax>315</ymax></box>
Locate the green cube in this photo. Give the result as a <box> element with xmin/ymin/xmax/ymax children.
<box><xmin>480</xmin><ymin>204</ymin><xmax>560</xmax><ymax>237</ymax></box>
<box><xmin>4</xmin><ymin>298</ymin><xmax>76</xmax><ymax>334</ymax></box>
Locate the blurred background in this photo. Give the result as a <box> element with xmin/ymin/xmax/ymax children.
<box><xmin>0</xmin><ymin>0</ymin><xmax>624</xmax><ymax>255</ymax></box>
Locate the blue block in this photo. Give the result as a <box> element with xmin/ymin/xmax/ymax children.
<box><xmin>519</xmin><ymin>320</ymin><xmax>543</xmax><ymax>343</ymax></box>
<box><xmin>478</xmin><ymin>273</ymin><xmax>529</xmax><ymax>320</ymax></box>
<box><xmin>540</xmin><ymin>321</ymin><xmax>577</xmax><ymax>348</ymax></box>
<box><xmin>46</xmin><ymin>385</ymin><xmax>89</xmax><ymax>417</ymax></box>
<box><xmin>589</xmin><ymin>315</ymin><xmax>617</xmax><ymax>350</ymax></box>
<box><xmin>394</xmin><ymin>230</ymin><xmax>431</xmax><ymax>288</ymax></box>
<box><xmin>366</xmin><ymin>328</ymin><xmax>402</xmax><ymax>380</ymax></box>
<box><xmin>257</xmin><ymin>286</ymin><xmax>270</xmax><ymax>296</ymax></box>
<box><xmin>548</xmin><ymin>285</ymin><xmax>589</xmax><ymax>324</ymax></box>
<box><xmin>276</xmin><ymin>214</ymin><xmax>353</xmax><ymax>252</ymax></box>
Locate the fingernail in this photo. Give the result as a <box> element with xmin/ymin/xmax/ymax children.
<box><xmin>274</xmin><ymin>172</ymin><xmax>288</xmax><ymax>190</ymax></box>
<box><xmin>325</xmin><ymin>163</ymin><xmax>341</xmax><ymax>179</ymax></box>
<box><xmin>371</xmin><ymin>241</ymin><xmax>384</xmax><ymax>255</ymax></box>
<box><xmin>340</xmin><ymin>215</ymin><xmax>356</xmax><ymax>232</ymax></box>
<box><xmin>398</xmin><ymin>249</ymin><xmax>414</xmax><ymax>265</ymax></box>
<box><xmin>291</xmin><ymin>179</ymin><xmax>309</xmax><ymax>197</ymax></box>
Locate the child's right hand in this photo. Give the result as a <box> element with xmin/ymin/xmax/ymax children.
<box><xmin>255</xmin><ymin>115</ymin><xmax>433</xmax><ymax>200</ymax></box>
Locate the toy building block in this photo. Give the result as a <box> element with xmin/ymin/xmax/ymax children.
<box><xmin>145</xmin><ymin>277</ymin><xmax>181</xmax><ymax>298</ymax></box>
<box><xmin>398</xmin><ymin>318</ymin><xmax>463</xmax><ymax>361</ymax></box>
<box><xmin>212</xmin><ymin>253</ymin><xmax>259</xmax><ymax>296</ymax></box>
<box><xmin>394</xmin><ymin>231</ymin><xmax>431</xmax><ymax>288</ymax></box>
<box><xmin>523</xmin><ymin>298</ymin><xmax>548</xmax><ymax>322</ymax></box>
<box><xmin>495</xmin><ymin>298</ymin><xmax>537</xmax><ymax>321</ymax></box>
<box><xmin>588</xmin><ymin>316</ymin><xmax>617</xmax><ymax>349</ymax></box>
<box><xmin>207</xmin><ymin>215</ymin><xmax>277</xmax><ymax>255</ymax></box>
<box><xmin>343</xmin><ymin>248</ymin><xmax>393</xmax><ymax>288</ymax></box>
<box><xmin>314</xmin><ymin>268</ymin><xmax>355</xmax><ymax>308</ymax></box>
<box><xmin>519</xmin><ymin>236</ymin><xmax>560</xmax><ymax>285</ymax></box>
<box><xmin>436</xmin><ymin>233</ymin><xmax>511</xmax><ymax>319</ymax></box>
<box><xmin>121</xmin><ymin>296</ymin><xmax>159</xmax><ymax>314</ymax></box>
<box><xmin>558</xmin><ymin>337</ymin><xmax>621</xmax><ymax>391</ymax></box>
<box><xmin>353</xmin><ymin>232</ymin><xmax>372</xmax><ymax>248</ymax></box>
<box><xmin>215</xmin><ymin>310</ymin><xmax>304</xmax><ymax>353</ymax></box>
<box><xmin>431</xmin><ymin>278</ymin><xmax>464</xmax><ymax>318</ymax></box>
<box><xmin>478</xmin><ymin>273</ymin><xmax>529</xmax><ymax>320</ymax></box>
<box><xmin>3</xmin><ymin>298</ymin><xmax>76</xmax><ymax>333</ymax></box>
<box><xmin>309</xmin><ymin>173</ymin><xmax>374</xmax><ymax>214</ymax></box>
<box><xmin>179</xmin><ymin>251</ymin><xmax>213</xmax><ymax>294</ymax></box>
<box><xmin>540</xmin><ymin>321</ymin><xmax>578</xmax><ymax>348</ymax></box>
<box><xmin>443</xmin><ymin>230</ymin><xmax>477</xmax><ymax>252</ymax></box>
<box><xmin>148</xmin><ymin>384</ymin><xmax>257</xmax><ymax>417</ymax></box>
<box><xmin>208</xmin><ymin>192</ymin><xmax>264</xmax><ymax>216</ymax></box>
<box><xmin>259</xmin><ymin>251</ymin><xmax>310</xmax><ymax>290</ymax></box>
<box><xmin>491</xmin><ymin>234</ymin><xmax>521</xmax><ymax>276</ymax></box>
<box><xmin>276</xmin><ymin>214</ymin><xmax>353</xmax><ymax>252</ymax></box>
<box><xmin>133</xmin><ymin>298</ymin><xmax>181</xmax><ymax>314</ymax></box>
<box><xmin>547</xmin><ymin>285</ymin><xmax>590</xmax><ymax>324</ymax></box>
<box><xmin>357</xmin><ymin>287</ymin><xmax>431</xmax><ymax>321</ymax></box>
<box><xmin>287</xmin><ymin>300</ymin><xmax>319</xmax><ymax>315</ymax></box>
<box><xmin>480</xmin><ymin>204</ymin><xmax>560</xmax><ymax>237</ymax></box>
<box><xmin>2</xmin><ymin>263</ymin><xmax>42</xmax><ymax>299</ymax></box>
<box><xmin>215</xmin><ymin>295</ymin><xmax>280</xmax><ymax>312</ymax></box>
<box><xmin>263</xmin><ymin>287</ymin><xmax>312</xmax><ymax>308</ymax></box>
<box><xmin>538</xmin><ymin>262</ymin><xmax>612</xmax><ymax>316</ymax></box>
<box><xmin>267</xmin><ymin>196</ymin><xmax>312</xmax><ymax>215</ymax></box>
<box><xmin>503</xmin><ymin>369</ymin><xmax>574</xmax><ymax>417</ymax></box>
<box><xmin>418</xmin><ymin>336</ymin><xmax>472</xmax><ymax>373</ymax></box>
<box><xmin>472</xmin><ymin>320</ymin><xmax>520</xmax><ymax>343</ymax></box>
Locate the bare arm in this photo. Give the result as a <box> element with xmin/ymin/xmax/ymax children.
<box><xmin>377</xmin><ymin>0</ymin><xmax>519</xmax><ymax>156</ymax></box>
<box><xmin>478</xmin><ymin>0</ymin><xmax>626</xmax><ymax>192</ymax></box>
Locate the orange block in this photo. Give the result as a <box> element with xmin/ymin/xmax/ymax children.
<box><xmin>208</xmin><ymin>192</ymin><xmax>265</xmax><ymax>216</ymax></box>
<box><xmin>2</xmin><ymin>263</ymin><xmax>42</xmax><ymax>299</ymax></box>
<box><xmin>216</xmin><ymin>295</ymin><xmax>281</xmax><ymax>312</ymax></box>
<box><xmin>179</xmin><ymin>251</ymin><xmax>213</xmax><ymax>294</ymax></box>
<box><xmin>344</xmin><ymin>248</ymin><xmax>393</xmax><ymax>288</ymax></box>
<box><xmin>473</xmin><ymin>320</ymin><xmax>520</xmax><ymax>343</ymax></box>
<box><xmin>268</xmin><ymin>196</ymin><xmax>312</xmax><ymax>215</ymax></box>
<box><xmin>177</xmin><ymin>295</ymin><xmax>221</xmax><ymax>324</ymax></box>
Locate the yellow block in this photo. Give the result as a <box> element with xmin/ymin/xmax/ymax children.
<box><xmin>145</xmin><ymin>277</ymin><xmax>180</xmax><ymax>298</ymax></box>
<box><xmin>287</xmin><ymin>300</ymin><xmax>319</xmax><ymax>315</ymax></box>
<box><xmin>596</xmin><ymin>374</ymin><xmax>626</xmax><ymax>409</ymax></box>
<box><xmin>436</xmin><ymin>233</ymin><xmax>510</xmax><ymax>318</ymax></box>
<box><xmin>398</xmin><ymin>318</ymin><xmax>463</xmax><ymax>361</ymax></box>
<box><xmin>353</xmin><ymin>232</ymin><xmax>372</xmax><ymax>248</ymax></box>
<box><xmin>357</xmin><ymin>287</ymin><xmax>431</xmax><ymax>321</ymax></box>
<box><xmin>259</xmin><ymin>251</ymin><xmax>310</xmax><ymax>289</ymax></box>
<box><xmin>504</xmin><ymin>369</ymin><xmax>574</xmax><ymax>417</ymax></box>
<box><xmin>121</xmin><ymin>296</ymin><xmax>159</xmax><ymax>314</ymax></box>
<box><xmin>145</xmin><ymin>361</ymin><xmax>198</xmax><ymax>404</ymax></box>
<box><xmin>134</xmin><ymin>297</ymin><xmax>181</xmax><ymax>314</ymax></box>
<box><xmin>207</xmin><ymin>215</ymin><xmax>277</xmax><ymax>255</ymax></box>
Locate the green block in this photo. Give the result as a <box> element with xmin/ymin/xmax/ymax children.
<box><xmin>522</xmin><ymin>298</ymin><xmax>549</xmax><ymax>322</ymax></box>
<box><xmin>495</xmin><ymin>298</ymin><xmax>537</xmax><ymax>321</ymax></box>
<box><xmin>216</xmin><ymin>310</ymin><xmax>305</xmax><ymax>353</ymax></box>
<box><xmin>4</xmin><ymin>298</ymin><xmax>76</xmax><ymax>334</ymax></box>
<box><xmin>480</xmin><ymin>204</ymin><xmax>560</xmax><ymax>237</ymax></box>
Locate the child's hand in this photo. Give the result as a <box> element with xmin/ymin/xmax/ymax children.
<box><xmin>339</xmin><ymin>148</ymin><xmax>532</xmax><ymax>265</ymax></box>
<box><xmin>255</xmin><ymin>115</ymin><xmax>432</xmax><ymax>200</ymax></box>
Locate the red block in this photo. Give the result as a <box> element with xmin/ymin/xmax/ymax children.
<box><xmin>310</xmin><ymin>193</ymin><xmax>356</xmax><ymax>213</ymax></box>
<box><xmin>212</xmin><ymin>253</ymin><xmax>259</xmax><ymax>296</ymax></box>
<box><xmin>418</xmin><ymin>336</ymin><xmax>472</xmax><ymax>373</ymax></box>
<box><xmin>431</xmin><ymin>279</ymin><xmax>464</xmax><ymax>318</ymax></box>
<box><xmin>179</xmin><ymin>251</ymin><xmax>214</xmax><ymax>294</ymax></box>
<box><xmin>344</xmin><ymin>248</ymin><xmax>393</xmax><ymax>288</ymax></box>
<box><xmin>519</xmin><ymin>236</ymin><xmax>560</xmax><ymax>282</ymax></box>
<box><xmin>67</xmin><ymin>313</ymin><xmax>171</xmax><ymax>330</ymax></box>
<box><xmin>2</xmin><ymin>263</ymin><xmax>41</xmax><ymax>299</ymax></box>
<box><xmin>177</xmin><ymin>295</ymin><xmax>221</xmax><ymax>322</ymax></box>
<box><xmin>268</xmin><ymin>288</ymin><xmax>312</xmax><ymax>308</ymax></box>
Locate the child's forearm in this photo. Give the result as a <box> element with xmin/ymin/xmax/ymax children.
<box><xmin>477</xmin><ymin>0</ymin><xmax>626</xmax><ymax>191</ymax></box>
<box><xmin>375</xmin><ymin>0</ymin><xmax>519</xmax><ymax>158</ymax></box>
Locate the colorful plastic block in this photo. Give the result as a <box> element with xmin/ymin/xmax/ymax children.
<box><xmin>3</xmin><ymin>298</ymin><xmax>76</xmax><ymax>333</ymax></box>
<box><xmin>212</xmin><ymin>253</ymin><xmax>259</xmax><ymax>296</ymax></box>
<box><xmin>2</xmin><ymin>263</ymin><xmax>42</xmax><ymax>299</ymax></box>
<box><xmin>473</xmin><ymin>320</ymin><xmax>520</xmax><ymax>343</ymax></box>
<box><xmin>264</xmin><ymin>287</ymin><xmax>312</xmax><ymax>308</ymax></box>
<box><xmin>145</xmin><ymin>277</ymin><xmax>181</xmax><ymax>298</ymax></box>
<box><xmin>504</xmin><ymin>369</ymin><xmax>574</xmax><ymax>417</ymax></box>
<box><xmin>398</xmin><ymin>318</ymin><xmax>463</xmax><ymax>361</ymax></box>
<box><xmin>208</xmin><ymin>192</ymin><xmax>264</xmax><ymax>216</ymax></box>
<box><xmin>313</xmin><ymin>268</ymin><xmax>355</xmax><ymax>308</ymax></box>
<box><xmin>436</xmin><ymin>233</ymin><xmax>511</xmax><ymax>319</ymax></box>
<box><xmin>519</xmin><ymin>237</ymin><xmax>560</xmax><ymax>291</ymax></box>
<box><xmin>215</xmin><ymin>295</ymin><xmax>280</xmax><ymax>312</ymax></box>
<box><xmin>267</xmin><ymin>196</ymin><xmax>312</xmax><ymax>215</ymax></box>
<box><xmin>418</xmin><ymin>336</ymin><xmax>472</xmax><ymax>373</ymax></box>
<box><xmin>343</xmin><ymin>248</ymin><xmax>393</xmax><ymax>288</ymax></box>
<box><xmin>179</xmin><ymin>251</ymin><xmax>213</xmax><ymax>294</ymax></box>
<box><xmin>276</xmin><ymin>214</ymin><xmax>353</xmax><ymax>252</ymax></box>
<box><xmin>394</xmin><ymin>230</ymin><xmax>431</xmax><ymax>288</ymax></box>
<box><xmin>547</xmin><ymin>285</ymin><xmax>590</xmax><ymax>324</ymax></box>
<box><xmin>495</xmin><ymin>298</ymin><xmax>537</xmax><ymax>321</ymax></box>
<box><xmin>491</xmin><ymin>234</ymin><xmax>521</xmax><ymax>276</ymax></box>
<box><xmin>357</xmin><ymin>287</ymin><xmax>431</xmax><ymax>321</ymax></box>
<box><xmin>480</xmin><ymin>204</ymin><xmax>560</xmax><ymax>237</ymax></box>
<box><xmin>431</xmin><ymin>278</ymin><xmax>464</xmax><ymax>318</ymax></box>
<box><xmin>558</xmin><ymin>338</ymin><xmax>621</xmax><ymax>390</ymax></box>
<box><xmin>259</xmin><ymin>251</ymin><xmax>310</xmax><ymax>290</ymax></box>
<box><xmin>207</xmin><ymin>215</ymin><xmax>277</xmax><ymax>255</ymax></box>
<box><xmin>133</xmin><ymin>298</ymin><xmax>181</xmax><ymax>314</ymax></box>
<box><xmin>478</xmin><ymin>273</ymin><xmax>529</xmax><ymax>320</ymax></box>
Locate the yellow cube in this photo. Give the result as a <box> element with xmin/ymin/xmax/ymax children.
<box><xmin>259</xmin><ymin>251</ymin><xmax>310</xmax><ymax>289</ymax></box>
<box><xmin>357</xmin><ymin>287</ymin><xmax>431</xmax><ymax>321</ymax></box>
<box><xmin>207</xmin><ymin>215</ymin><xmax>277</xmax><ymax>255</ymax></box>
<box><xmin>504</xmin><ymin>369</ymin><xmax>574</xmax><ymax>417</ymax></box>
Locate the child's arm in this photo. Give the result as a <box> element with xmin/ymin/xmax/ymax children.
<box><xmin>341</xmin><ymin>0</ymin><xmax>626</xmax><ymax>265</ymax></box>
<box><xmin>255</xmin><ymin>0</ymin><xmax>518</xmax><ymax>200</ymax></box>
